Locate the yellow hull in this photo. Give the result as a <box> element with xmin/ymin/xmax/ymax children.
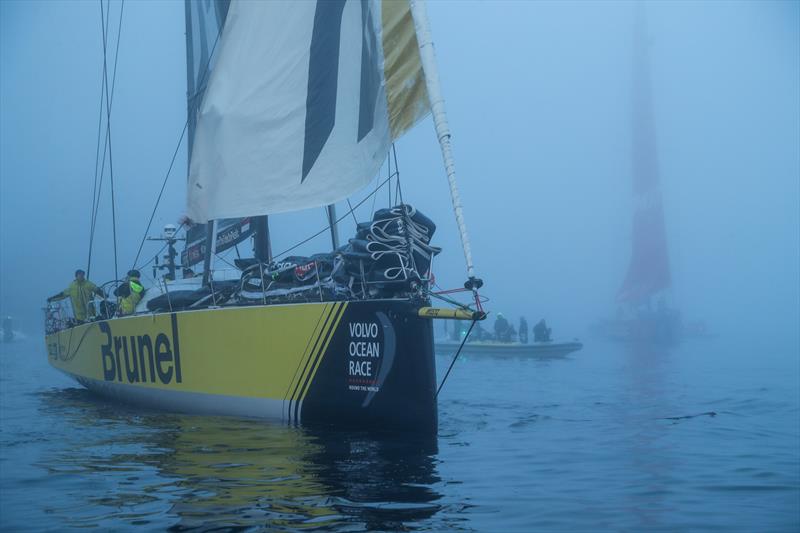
<box><xmin>45</xmin><ymin>300</ymin><xmax>437</xmax><ymax>432</ymax></box>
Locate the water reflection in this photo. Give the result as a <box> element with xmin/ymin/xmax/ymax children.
<box><xmin>35</xmin><ymin>388</ymin><xmax>442</xmax><ymax>530</ymax></box>
<box><xmin>622</xmin><ymin>342</ymin><xmax>677</xmax><ymax>531</ymax></box>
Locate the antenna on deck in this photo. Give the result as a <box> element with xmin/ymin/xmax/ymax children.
<box><xmin>146</xmin><ymin>224</ymin><xmax>185</xmax><ymax>281</ymax></box>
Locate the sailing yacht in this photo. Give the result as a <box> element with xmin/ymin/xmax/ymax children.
<box><xmin>595</xmin><ymin>3</ymin><xmax>681</xmax><ymax>345</ymax></box>
<box><xmin>44</xmin><ymin>0</ymin><xmax>484</xmax><ymax>434</ymax></box>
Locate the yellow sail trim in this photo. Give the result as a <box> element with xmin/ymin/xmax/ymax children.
<box><xmin>382</xmin><ymin>0</ymin><xmax>430</xmax><ymax>139</ymax></box>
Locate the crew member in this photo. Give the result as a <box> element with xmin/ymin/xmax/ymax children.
<box><xmin>115</xmin><ymin>269</ymin><xmax>145</xmax><ymax>316</ymax></box>
<box><xmin>494</xmin><ymin>313</ymin><xmax>511</xmax><ymax>343</ymax></box>
<box><xmin>473</xmin><ymin>321</ymin><xmax>486</xmax><ymax>341</ymax></box>
<box><xmin>533</xmin><ymin>318</ymin><xmax>552</xmax><ymax>343</ymax></box>
<box><xmin>2</xmin><ymin>316</ymin><xmax>12</xmax><ymax>342</ymax></box>
<box><xmin>519</xmin><ymin>316</ymin><xmax>529</xmax><ymax>344</ymax></box>
<box><xmin>47</xmin><ymin>269</ymin><xmax>105</xmax><ymax>322</ymax></box>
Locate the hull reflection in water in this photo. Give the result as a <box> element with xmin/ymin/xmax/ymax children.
<box><xmin>35</xmin><ymin>388</ymin><xmax>442</xmax><ymax>530</ymax></box>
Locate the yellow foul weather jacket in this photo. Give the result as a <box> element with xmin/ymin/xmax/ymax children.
<box><xmin>52</xmin><ymin>280</ymin><xmax>102</xmax><ymax>321</ymax></box>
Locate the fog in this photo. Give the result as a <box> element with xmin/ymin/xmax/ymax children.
<box><xmin>1</xmin><ymin>0</ymin><xmax>798</xmax><ymax>352</ymax></box>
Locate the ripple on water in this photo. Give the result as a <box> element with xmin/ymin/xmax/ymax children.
<box><xmin>1</xmin><ymin>339</ymin><xmax>798</xmax><ymax>531</ymax></box>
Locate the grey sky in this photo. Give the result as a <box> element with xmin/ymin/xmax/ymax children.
<box><xmin>1</xmin><ymin>0</ymin><xmax>798</xmax><ymax>349</ymax></box>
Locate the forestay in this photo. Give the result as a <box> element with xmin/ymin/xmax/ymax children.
<box><xmin>187</xmin><ymin>0</ymin><xmax>429</xmax><ymax>223</ymax></box>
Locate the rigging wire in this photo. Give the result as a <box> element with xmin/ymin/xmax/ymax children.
<box><xmin>89</xmin><ymin>0</ymin><xmax>118</xmax><ymax>266</ymax></box>
<box><xmin>131</xmin><ymin>121</ymin><xmax>187</xmax><ymax>268</ymax></box>
<box><xmin>369</xmin><ymin>158</ymin><xmax>383</xmax><ymax>219</ymax></box>
<box><xmin>392</xmin><ymin>143</ymin><xmax>405</xmax><ymax>205</ymax></box>
<box><xmin>388</xmin><ymin>145</ymin><xmax>393</xmax><ymax>206</ymax></box>
<box><xmin>87</xmin><ymin>0</ymin><xmax>124</xmax><ymax>278</ymax></box>
<box><xmin>86</xmin><ymin>78</ymin><xmax>105</xmax><ymax>278</ymax></box>
<box><xmin>90</xmin><ymin>0</ymin><xmax>111</xmax><ymax>198</ymax></box>
<box><xmin>213</xmin><ymin>251</ymin><xmax>238</xmax><ymax>271</ymax></box>
<box><xmin>435</xmin><ymin>318</ymin><xmax>477</xmax><ymax>398</ymax></box>
<box><xmin>345</xmin><ymin>199</ymin><xmax>359</xmax><ymax>227</ymax></box>
<box><xmin>271</xmin><ymin>172</ymin><xmax>396</xmax><ymax>261</ymax></box>
<box><xmin>131</xmin><ymin>27</ymin><xmax>223</xmax><ymax>271</ymax></box>
<box><xmin>368</xmin><ymin>146</ymin><xmax>397</xmax><ymax>221</ymax></box>
<box><xmin>269</xmin><ymin>144</ymin><xmax>405</xmax><ymax>266</ymax></box>
<box><xmin>100</xmin><ymin>0</ymin><xmax>121</xmax><ymax>284</ymax></box>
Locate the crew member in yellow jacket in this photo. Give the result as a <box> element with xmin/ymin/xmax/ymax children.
<box><xmin>47</xmin><ymin>269</ymin><xmax>105</xmax><ymax>322</ymax></box>
<box><xmin>115</xmin><ymin>269</ymin><xmax>145</xmax><ymax>316</ymax></box>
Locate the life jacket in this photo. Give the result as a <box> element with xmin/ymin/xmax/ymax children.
<box><xmin>119</xmin><ymin>278</ymin><xmax>144</xmax><ymax>315</ymax></box>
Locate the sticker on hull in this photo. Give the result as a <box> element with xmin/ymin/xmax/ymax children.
<box><xmin>345</xmin><ymin>311</ymin><xmax>396</xmax><ymax>405</ymax></box>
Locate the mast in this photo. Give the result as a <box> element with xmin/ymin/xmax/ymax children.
<box><xmin>201</xmin><ymin>221</ymin><xmax>215</xmax><ymax>286</ymax></box>
<box><xmin>184</xmin><ymin>2</ymin><xmax>195</xmax><ymax>160</ymax></box>
<box><xmin>326</xmin><ymin>205</ymin><xmax>340</xmax><ymax>250</ymax></box>
<box><xmin>184</xmin><ymin>0</ymin><xmax>230</xmax><ymax>160</ymax></box>
<box><xmin>253</xmin><ymin>215</ymin><xmax>272</xmax><ymax>262</ymax></box>
<box><xmin>185</xmin><ymin>0</ymin><xmax>231</xmax><ymax>285</ymax></box>
<box><xmin>408</xmin><ymin>0</ymin><xmax>480</xmax><ymax>288</ymax></box>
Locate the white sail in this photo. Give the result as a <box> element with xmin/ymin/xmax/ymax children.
<box><xmin>184</xmin><ymin>0</ymin><xmax>230</xmax><ymax>159</ymax></box>
<box><xmin>187</xmin><ymin>0</ymin><xmax>429</xmax><ymax>223</ymax></box>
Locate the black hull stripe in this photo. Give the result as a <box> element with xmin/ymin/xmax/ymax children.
<box><xmin>294</xmin><ymin>301</ymin><xmax>347</xmax><ymax>423</ymax></box>
<box><xmin>288</xmin><ymin>303</ymin><xmax>339</xmax><ymax>422</ymax></box>
<box><xmin>291</xmin><ymin>303</ymin><xmax>340</xmax><ymax>423</ymax></box>
<box><xmin>298</xmin><ymin>301</ymin><xmax>347</xmax><ymax>403</ymax></box>
<box><xmin>283</xmin><ymin>302</ymin><xmax>331</xmax><ymax>414</ymax></box>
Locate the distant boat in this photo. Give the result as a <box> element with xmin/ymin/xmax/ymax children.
<box><xmin>435</xmin><ymin>339</ymin><xmax>583</xmax><ymax>359</ymax></box>
<box><xmin>594</xmin><ymin>4</ymin><xmax>696</xmax><ymax>345</ymax></box>
<box><xmin>1</xmin><ymin>316</ymin><xmax>26</xmax><ymax>343</ymax></box>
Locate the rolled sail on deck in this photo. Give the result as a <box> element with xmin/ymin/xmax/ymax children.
<box><xmin>186</xmin><ymin>0</ymin><xmax>430</xmax><ymax>223</ymax></box>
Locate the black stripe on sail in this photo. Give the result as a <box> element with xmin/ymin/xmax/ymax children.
<box><xmin>302</xmin><ymin>0</ymin><xmax>347</xmax><ymax>183</ymax></box>
<box><xmin>357</xmin><ymin>0</ymin><xmax>380</xmax><ymax>141</ymax></box>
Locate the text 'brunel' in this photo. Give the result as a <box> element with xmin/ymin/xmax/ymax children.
<box><xmin>99</xmin><ymin>314</ymin><xmax>182</xmax><ymax>385</ymax></box>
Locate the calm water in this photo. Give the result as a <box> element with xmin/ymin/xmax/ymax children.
<box><xmin>1</xmin><ymin>333</ymin><xmax>798</xmax><ymax>531</ymax></box>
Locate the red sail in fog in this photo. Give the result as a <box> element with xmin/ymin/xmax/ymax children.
<box><xmin>618</xmin><ymin>5</ymin><xmax>671</xmax><ymax>305</ymax></box>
